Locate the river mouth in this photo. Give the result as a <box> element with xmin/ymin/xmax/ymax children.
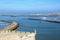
<box><xmin>0</xmin><ymin>16</ymin><xmax>60</xmax><ymax>40</ymax></box>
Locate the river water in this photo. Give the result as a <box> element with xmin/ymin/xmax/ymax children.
<box><xmin>0</xmin><ymin>15</ymin><xmax>60</xmax><ymax>40</ymax></box>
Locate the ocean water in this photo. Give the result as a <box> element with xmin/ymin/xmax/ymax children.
<box><xmin>0</xmin><ymin>15</ymin><xmax>60</xmax><ymax>40</ymax></box>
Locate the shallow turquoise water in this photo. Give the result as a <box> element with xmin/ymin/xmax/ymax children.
<box><xmin>0</xmin><ymin>16</ymin><xmax>60</xmax><ymax>40</ymax></box>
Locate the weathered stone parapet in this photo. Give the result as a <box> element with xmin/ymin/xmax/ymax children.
<box><xmin>0</xmin><ymin>30</ymin><xmax>36</xmax><ymax>40</ymax></box>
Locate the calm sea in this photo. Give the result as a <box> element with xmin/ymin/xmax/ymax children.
<box><xmin>0</xmin><ymin>13</ymin><xmax>60</xmax><ymax>40</ymax></box>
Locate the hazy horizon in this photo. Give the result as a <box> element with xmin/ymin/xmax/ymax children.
<box><xmin>0</xmin><ymin>0</ymin><xmax>60</xmax><ymax>11</ymax></box>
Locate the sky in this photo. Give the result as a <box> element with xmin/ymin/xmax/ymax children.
<box><xmin>0</xmin><ymin>0</ymin><xmax>60</xmax><ymax>11</ymax></box>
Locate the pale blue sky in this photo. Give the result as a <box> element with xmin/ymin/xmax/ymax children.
<box><xmin>0</xmin><ymin>0</ymin><xmax>60</xmax><ymax>11</ymax></box>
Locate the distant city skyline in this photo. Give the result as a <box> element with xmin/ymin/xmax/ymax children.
<box><xmin>0</xmin><ymin>0</ymin><xmax>60</xmax><ymax>11</ymax></box>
